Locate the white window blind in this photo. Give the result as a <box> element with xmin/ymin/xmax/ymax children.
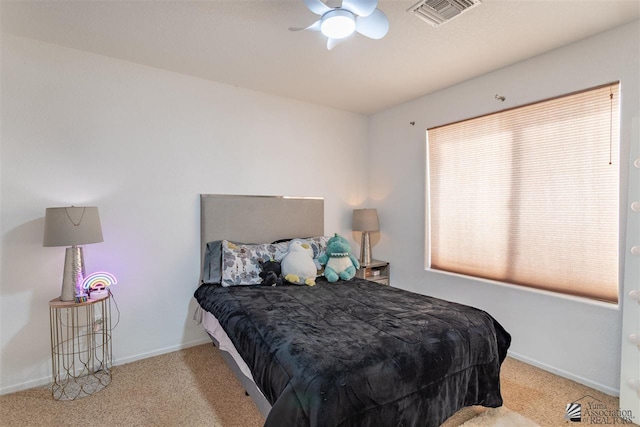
<box><xmin>427</xmin><ymin>83</ymin><xmax>620</xmax><ymax>303</ymax></box>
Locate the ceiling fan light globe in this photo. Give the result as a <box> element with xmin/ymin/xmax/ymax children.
<box><xmin>321</xmin><ymin>10</ymin><xmax>356</xmax><ymax>39</ymax></box>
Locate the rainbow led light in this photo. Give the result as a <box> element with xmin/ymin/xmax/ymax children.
<box><xmin>83</xmin><ymin>272</ymin><xmax>117</xmax><ymax>292</ymax></box>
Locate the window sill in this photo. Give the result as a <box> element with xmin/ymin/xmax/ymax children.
<box><xmin>425</xmin><ymin>268</ymin><xmax>621</xmax><ymax>311</ymax></box>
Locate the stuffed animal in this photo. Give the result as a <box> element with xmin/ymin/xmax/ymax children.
<box><xmin>258</xmin><ymin>259</ymin><xmax>283</xmax><ymax>286</ymax></box>
<box><xmin>280</xmin><ymin>239</ymin><xmax>317</xmax><ymax>286</ymax></box>
<box><xmin>318</xmin><ymin>233</ymin><xmax>360</xmax><ymax>282</ymax></box>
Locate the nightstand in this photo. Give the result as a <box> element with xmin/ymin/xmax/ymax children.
<box><xmin>49</xmin><ymin>295</ymin><xmax>112</xmax><ymax>400</ymax></box>
<box><xmin>356</xmin><ymin>259</ymin><xmax>390</xmax><ymax>285</ymax></box>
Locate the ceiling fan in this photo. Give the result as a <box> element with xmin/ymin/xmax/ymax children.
<box><xmin>290</xmin><ymin>0</ymin><xmax>390</xmax><ymax>50</ymax></box>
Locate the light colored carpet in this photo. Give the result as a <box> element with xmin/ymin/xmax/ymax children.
<box><xmin>0</xmin><ymin>344</ymin><xmax>630</xmax><ymax>426</ymax></box>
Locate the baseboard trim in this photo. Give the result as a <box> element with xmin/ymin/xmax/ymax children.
<box><xmin>0</xmin><ymin>337</ymin><xmax>212</xmax><ymax>396</ymax></box>
<box><xmin>507</xmin><ymin>350</ymin><xmax>619</xmax><ymax>397</ymax></box>
<box><xmin>113</xmin><ymin>337</ymin><xmax>212</xmax><ymax>367</ymax></box>
<box><xmin>0</xmin><ymin>376</ymin><xmax>52</xmax><ymax>396</ymax></box>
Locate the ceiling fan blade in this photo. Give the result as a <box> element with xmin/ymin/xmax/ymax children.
<box><xmin>289</xmin><ymin>20</ymin><xmax>322</xmax><ymax>32</ymax></box>
<box><xmin>304</xmin><ymin>0</ymin><xmax>332</xmax><ymax>15</ymax></box>
<box><xmin>327</xmin><ymin>37</ymin><xmax>347</xmax><ymax>50</ymax></box>
<box><xmin>341</xmin><ymin>0</ymin><xmax>377</xmax><ymax>17</ymax></box>
<box><xmin>355</xmin><ymin>8</ymin><xmax>389</xmax><ymax>40</ymax></box>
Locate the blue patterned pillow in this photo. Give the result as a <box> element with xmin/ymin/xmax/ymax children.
<box><xmin>305</xmin><ymin>236</ymin><xmax>330</xmax><ymax>268</ymax></box>
<box><xmin>221</xmin><ymin>240</ymin><xmax>289</xmax><ymax>287</ymax></box>
<box><xmin>273</xmin><ymin>236</ymin><xmax>330</xmax><ymax>272</ymax></box>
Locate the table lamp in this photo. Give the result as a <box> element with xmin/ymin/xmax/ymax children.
<box><xmin>352</xmin><ymin>208</ymin><xmax>379</xmax><ymax>266</ymax></box>
<box><xmin>44</xmin><ymin>206</ymin><xmax>103</xmax><ymax>301</ymax></box>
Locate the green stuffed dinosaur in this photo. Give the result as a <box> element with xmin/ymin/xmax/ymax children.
<box><xmin>318</xmin><ymin>233</ymin><xmax>360</xmax><ymax>282</ymax></box>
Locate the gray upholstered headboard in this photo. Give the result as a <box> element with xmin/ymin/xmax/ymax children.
<box><xmin>200</xmin><ymin>194</ymin><xmax>324</xmax><ymax>272</ymax></box>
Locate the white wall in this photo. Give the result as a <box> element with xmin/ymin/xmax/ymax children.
<box><xmin>0</xmin><ymin>35</ymin><xmax>369</xmax><ymax>393</ymax></box>
<box><xmin>2</xmin><ymin>22</ymin><xmax>638</xmax><ymax>398</ymax></box>
<box><xmin>368</xmin><ymin>20</ymin><xmax>640</xmax><ymax>394</ymax></box>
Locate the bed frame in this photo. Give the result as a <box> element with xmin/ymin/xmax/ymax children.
<box><xmin>199</xmin><ymin>194</ymin><xmax>324</xmax><ymax>417</ymax></box>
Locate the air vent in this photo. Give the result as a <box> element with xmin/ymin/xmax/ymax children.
<box><xmin>408</xmin><ymin>0</ymin><xmax>481</xmax><ymax>27</ymax></box>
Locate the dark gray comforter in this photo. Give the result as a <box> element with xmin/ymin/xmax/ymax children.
<box><xmin>194</xmin><ymin>278</ymin><xmax>511</xmax><ymax>427</ymax></box>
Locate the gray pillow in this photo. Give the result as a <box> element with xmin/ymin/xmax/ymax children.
<box><xmin>202</xmin><ymin>240</ymin><xmax>226</xmax><ymax>284</ymax></box>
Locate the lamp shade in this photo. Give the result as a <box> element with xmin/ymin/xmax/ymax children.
<box><xmin>352</xmin><ymin>208</ymin><xmax>379</xmax><ymax>232</ymax></box>
<box><xmin>43</xmin><ymin>207</ymin><xmax>103</xmax><ymax>247</ymax></box>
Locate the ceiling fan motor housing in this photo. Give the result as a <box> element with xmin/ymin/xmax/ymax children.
<box><xmin>321</xmin><ymin>9</ymin><xmax>357</xmax><ymax>39</ymax></box>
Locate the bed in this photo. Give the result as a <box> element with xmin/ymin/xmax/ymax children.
<box><xmin>193</xmin><ymin>194</ymin><xmax>511</xmax><ymax>427</ymax></box>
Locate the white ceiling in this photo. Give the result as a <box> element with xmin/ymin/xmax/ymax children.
<box><xmin>1</xmin><ymin>0</ymin><xmax>638</xmax><ymax>115</ymax></box>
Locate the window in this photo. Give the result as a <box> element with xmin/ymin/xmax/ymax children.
<box><xmin>427</xmin><ymin>83</ymin><xmax>620</xmax><ymax>303</ymax></box>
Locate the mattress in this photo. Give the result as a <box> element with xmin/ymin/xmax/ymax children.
<box><xmin>200</xmin><ymin>307</ymin><xmax>258</xmax><ymax>384</ymax></box>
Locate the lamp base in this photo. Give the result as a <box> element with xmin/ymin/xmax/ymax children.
<box><xmin>359</xmin><ymin>231</ymin><xmax>372</xmax><ymax>266</ymax></box>
<box><xmin>61</xmin><ymin>246</ymin><xmax>85</xmax><ymax>302</ymax></box>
